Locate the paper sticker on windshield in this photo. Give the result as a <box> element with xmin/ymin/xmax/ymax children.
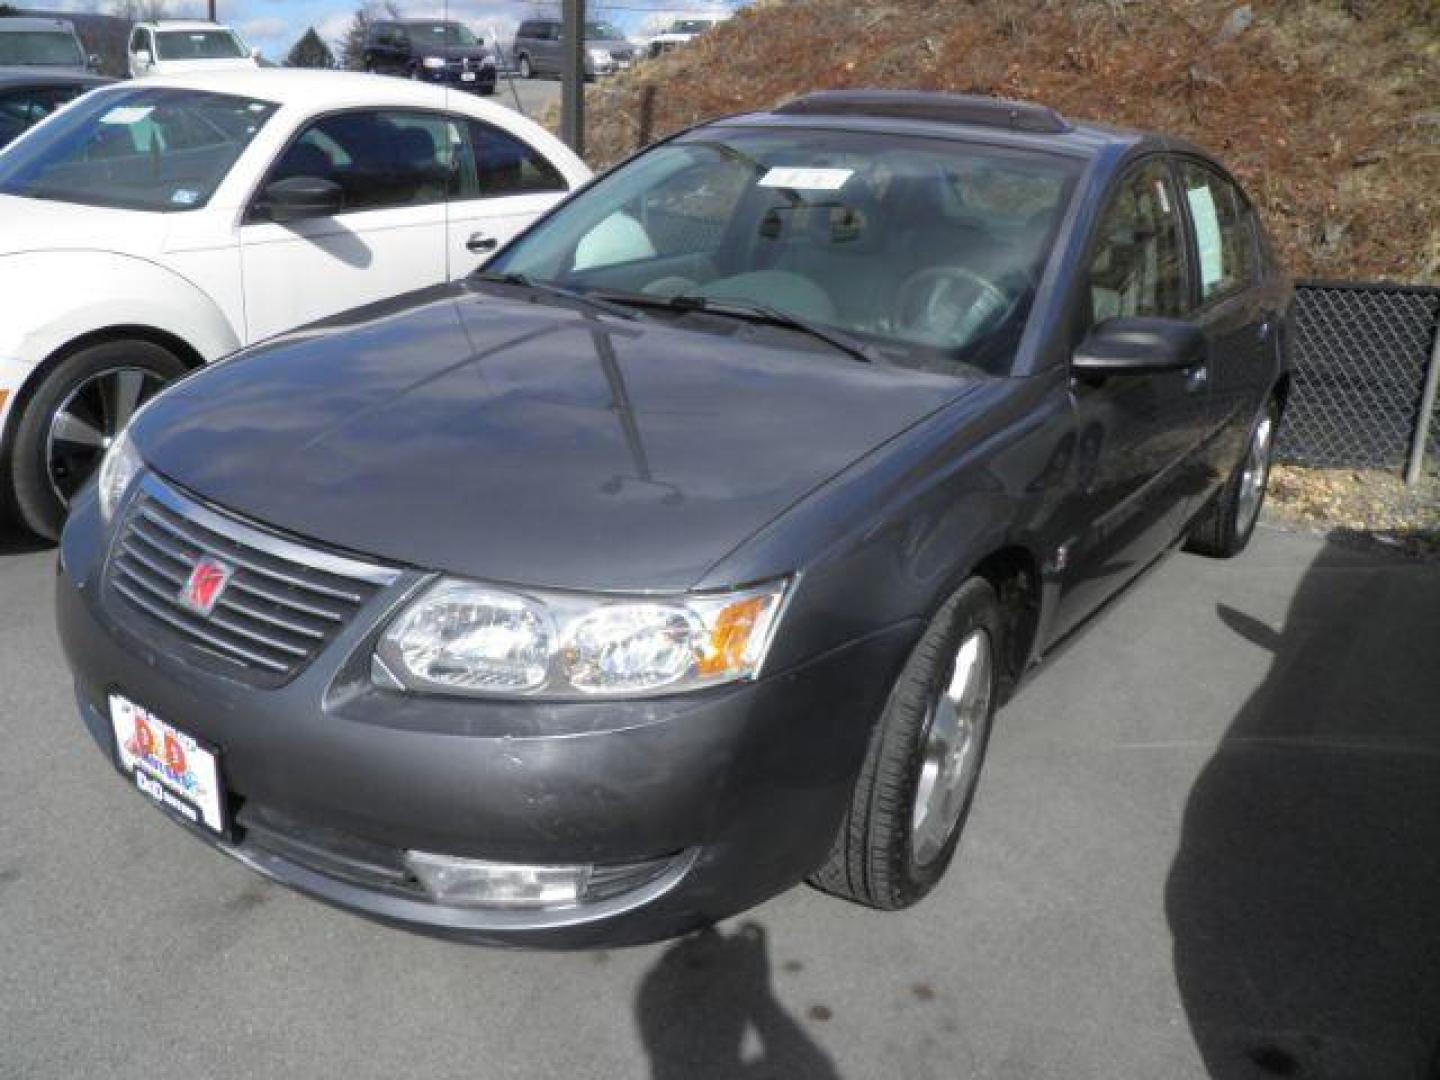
<box><xmin>171</xmin><ymin>189</ymin><xmax>200</xmax><ymax>206</ymax></box>
<box><xmin>758</xmin><ymin>167</ymin><xmax>853</xmax><ymax>191</ymax></box>
<box><xmin>100</xmin><ymin>106</ymin><xmax>153</xmax><ymax>126</ymax></box>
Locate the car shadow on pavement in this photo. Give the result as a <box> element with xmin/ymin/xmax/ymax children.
<box><xmin>1167</xmin><ymin>538</ymin><xmax>1440</xmax><ymax>1079</ymax></box>
<box><xmin>635</xmin><ymin>922</ymin><xmax>842</xmax><ymax>1080</ymax></box>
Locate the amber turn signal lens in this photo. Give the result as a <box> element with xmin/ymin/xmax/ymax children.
<box><xmin>698</xmin><ymin>594</ymin><xmax>775</xmax><ymax>677</ymax></box>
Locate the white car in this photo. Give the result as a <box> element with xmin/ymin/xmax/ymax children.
<box><xmin>128</xmin><ymin>21</ymin><xmax>260</xmax><ymax>79</ymax></box>
<box><xmin>646</xmin><ymin>16</ymin><xmax>727</xmax><ymax>58</ymax></box>
<box><xmin>0</xmin><ymin>69</ymin><xmax>589</xmax><ymax>537</ymax></box>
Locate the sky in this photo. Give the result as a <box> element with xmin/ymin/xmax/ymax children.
<box><xmin>40</xmin><ymin>1</ymin><xmax>745</xmax><ymax>61</ymax></box>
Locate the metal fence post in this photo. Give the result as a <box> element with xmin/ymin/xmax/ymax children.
<box><xmin>1405</xmin><ymin>320</ymin><xmax>1440</xmax><ymax>486</ymax></box>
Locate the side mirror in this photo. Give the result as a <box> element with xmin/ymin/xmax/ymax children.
<box><xmin>255</xmin><ymin>176</ymin><xmax>344</xmax><ymax>223</ymax></box>
<box><xmin>250</xmin><ymin>46</ymin><xmax>262</xmax><ymax>60</ymax></box>
<box><xmin>88</xmin><ymin>53</ymin><xmax>103</xmax><ymax>70</ymax></box>
<box><xmin>134</xmin><ymin>49</ymin><xmax>152</xmax><ymax>66</ymax></box>
<box><xmin>1073</xmin><ymin>317</ymin><xmax>1206</xmax><ymax>376</ymax></box>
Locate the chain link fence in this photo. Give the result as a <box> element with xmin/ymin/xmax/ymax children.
<box><xmin>1276</xmin><ymin>281</ymin><xmax>1440</xmax><ymax>473</ymax></box>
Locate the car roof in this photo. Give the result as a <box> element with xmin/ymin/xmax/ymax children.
<box><xmin>722</xmin><ymin>90</ymin><xmax>1203</xmax><ymax>163</ymax></box>
<box><xmin>0</xmin><ymin>67</ymin><xmax>110</xmax><ymax>89</ymax></box>
<box><xmin>138</xmin><ymin>21</ymin><xmax>234</xmax><ymax>32</ymax></box>
<box><xmin>97</xmin><ymin>67</ymin><xmax>516</xmax><ymax>115</ymax></box>
<box><xmin>0</xmin><ymin>17</ymin><xmax>77</xmax><ymax>32</ymax></box>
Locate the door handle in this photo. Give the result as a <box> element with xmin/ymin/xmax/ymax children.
<box><xmin>466</xmin><ymin>233</ymin><xmax>498</xmax><ymax>254</ymax></box>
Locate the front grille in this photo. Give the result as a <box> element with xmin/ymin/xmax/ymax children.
<box><xmin>106</xmin><ymin>477</ymin><xmax>399</xmax><ymax>686</ymax></box>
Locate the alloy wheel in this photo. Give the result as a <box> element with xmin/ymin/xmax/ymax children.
<box><xmin>910</xmin><ymin>628</ymin><xmax>994</xmax><ymax>869</ymax></box>
<box><xmin>45</xmin><ymin>366</ymin><xmax>165</xmax><ymax>506</ymax></box>
<box><xmin>1236</xmin><ymin>412</ymin><xmax>1274</xmax><ymax>535</ymax></box>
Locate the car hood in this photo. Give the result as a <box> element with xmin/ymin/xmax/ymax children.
<box><xmin>133</xmin><ymin>286</ymin><xmax>978</xmax><ymax>592</ymax></box>
<box><xmin>0</xmin><ymin>194</ymin><xmax>164</xmax><ymax>257</ymax></box>
<box><xmin>150</xmin><ymin>58</ymin><xmax>256</xmax><ymax>73</ymax></box>
<box><xmin>416</xmin><ymin>44</ymin><xmax>494</xmax><ymax>62</ymax></box>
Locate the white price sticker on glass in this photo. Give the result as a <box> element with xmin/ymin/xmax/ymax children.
<box><xmin>100</xmin><ymin>106</ymin><xmax>153</xmax><ymax>126</ymax></box>
<box><xmin>758</xmin><ymin>167</ymin><xmax>853</xmax><ymax>191</ymax></box>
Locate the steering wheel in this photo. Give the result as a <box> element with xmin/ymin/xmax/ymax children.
<box><xmin>893</xmin><ymin>266</ymin><xmax>1015</xmax><ymax>346</ymax></box>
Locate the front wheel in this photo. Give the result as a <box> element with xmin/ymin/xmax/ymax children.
<box><xmin>809</xmin><ymin>577</ymin><xmax>1002</xmax><ymax>910</ymax></box>
<box><xmin>7</xmin><ymin>339</ymin><xmax>184</xmax><ymax>540</ymax></box>
<box><xmin>1185</xmin><ymin>397</ymin><xmax>1280</xmax><ymax>558</ymax></box>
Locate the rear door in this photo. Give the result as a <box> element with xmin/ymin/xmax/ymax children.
<box><xmin>1049</xmin><ymin>156</ymin><xmax>1209</xmax><ymax>640</ymax></box>
<box><xmin>1173</xmin><ymin>158</ymin><xmax>1268</xmax><ymax>481</ymax></box>
<box><xmin>445</xmin><ymin>117</ymin><xmax>572</xmax><ymax>279</ymax></box>
<box><xmin>238</xmin><ymin>109</ymin><xmax>450</xmax><ymax>343</ymax></box>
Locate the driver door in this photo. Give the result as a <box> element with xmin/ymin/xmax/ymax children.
<box><xmin>238</xmin><ymin>110</ymin><xmax>451</xmax><ymax>343</ymax></box>
<box><xmin>1048</xmin><ymin>156</ymin><xmax>1210</xmax><ymax>641</ymax></box>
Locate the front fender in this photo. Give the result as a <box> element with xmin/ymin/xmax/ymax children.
<box><xmin>0</xmin><ymin>250</ymin><xmax>240</xmax><ymax>370</ymax></box>
<box><xmin>0</xmin><ymin>251</ymin><xmax>240</xmax><ymax>443</ymax></box>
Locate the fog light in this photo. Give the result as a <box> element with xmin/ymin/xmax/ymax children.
<box><xmin>404</xmin><ymin>851</ymin><xmax>590</xmax><ymax>910</ymax></box>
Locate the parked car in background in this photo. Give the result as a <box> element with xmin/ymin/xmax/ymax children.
<box><xmin>362</xmin><ymin>19</ymin><xmax>498</xmax><ymax>95</ymax></box>
<box><xmin>127</xmin><ymin>20</ymin><xmax>258</xmax><ymax>79</ymax></box>
<box><xmin>0</xmin><ymin>17</ymin><xmax>97</xmax><ymax>73</ymax></box>
<box><xmin>0</xmin><ymin>68</ymin><xmax>109</xmax><ymax>149</ymax></box>
<box><xmin>0</xmin><ymin>69</ymin><xmax>587</xmax><ymax>538</ymax></box>
<box><xmin>512</xmin><ymin>17</ymin><xmax>636</xmax><ymax>78</ymax></box>
<box><xmin>55</xmin><ymin>91</ymin><xmax>1290</xmax><ymax>948</ymax></box>
<box><xmin>647</xmin><ymin>15</ymin><xmax>726</xmax><ymax>58</ymax></box>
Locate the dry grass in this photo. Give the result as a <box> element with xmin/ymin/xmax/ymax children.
<box><xmin>578</xmin><ymin>0</ymin><xmax>1440</xmax><ymax>284</ymax></box>
<box><xmin>1266</xmin><ymin>464</ymin><xmax>1440</xmax><ymax>557</ymax></box>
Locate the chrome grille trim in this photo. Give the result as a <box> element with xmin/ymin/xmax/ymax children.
<box><xmin>105</xmin><ymin>474</ymin><xmax>401</xmax><ymax>684</ymax></box>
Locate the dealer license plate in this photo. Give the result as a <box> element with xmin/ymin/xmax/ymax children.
<box><xmin>110</xmin><ymin>694</ymin><xmax>226</xmax><ymax>835</ymax></box>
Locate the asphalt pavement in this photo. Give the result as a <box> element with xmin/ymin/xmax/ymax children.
<box><xmin>2</xmin><ymin>524</ymin><xmax>1437</xmax><ymax>1079</ymax></box>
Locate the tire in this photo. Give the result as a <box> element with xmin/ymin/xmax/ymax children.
<box><xmin>518</xmin><ymin>54</ymin><xmax>533</xmax><ymax>79</ymax></box>
<box><xmin>810</xmin><ymin>577</ymin><xmax>1003</xmax><ymax>910</ymax></box>
<box><xmin>1185</xmin><ymin>396</ymin><xmax>1280</xmax><ymax>559</ymax></box>
<box><xmin>7</xmin><ymin>339</ymin><xmax>185</xmax><ymax>540</ymax></box>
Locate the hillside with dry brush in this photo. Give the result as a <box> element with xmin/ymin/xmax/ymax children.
<box><xmin>581</xmin><ymin>0</ymin><xmax>1440</xmax><ymax>284</ymax></box>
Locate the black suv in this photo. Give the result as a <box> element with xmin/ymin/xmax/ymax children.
<box><xmin>58</xmin><ymin>91</ymin><xmax>1290</xmax><ymax>948</ymax></box>
<box><xmin>362</xmin><ymin>19</ymin><xmax>496</xmax><ymax>95</ymax></box>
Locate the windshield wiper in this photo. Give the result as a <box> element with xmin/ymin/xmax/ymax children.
<box><xmin>472</xmin><ymin>271</ymin><xmax>639</xmax><ymax>322</ymax></box>
<box><xmin>595</xmin><ymin>291</ymin><xmax>878</xmax><ymax>364</ymax></box>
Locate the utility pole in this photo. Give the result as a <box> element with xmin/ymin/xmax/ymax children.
<box><xmin>561</xmin><ymin>0</ymin><xmax>584</xmax><ymax>158</ymax></box>
<box><xmin>208</xmin><ymin>1</ymin><xmax>217</xmax><ymax>21</ymax></box>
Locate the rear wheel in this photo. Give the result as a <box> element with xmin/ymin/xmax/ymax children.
<box><xmin>1185</xmin><ymin>397</ymin><xmax>1279</xmax><ymax>558</ymax></box>
<box><xmin>8</xmin><ymin>339</ymin><xmax>184</xmax><ymax>540</ymax></box>
<box><xmin>809</xmin><ymin>577</ymin><xmax>1002</xmax><ymax>910</ymax></box>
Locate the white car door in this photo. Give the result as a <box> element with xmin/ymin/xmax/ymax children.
<box><xmin>445</xmin><ymin>116</ymin><xmax>573</xmax><ymax>280</ymax></box>
<box><xmin>238</xmin><ymin>109</ymin><xmax>452</xmax><ymax>343</ymax></box>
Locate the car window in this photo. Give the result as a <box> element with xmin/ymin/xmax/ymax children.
<box><xmin>0</xmin><ymin>30</ymin><xmax>85</xmax><ymax>67</ymax></box>
<box><xmin>129</xmin><ymin>28</ymin><xmax>147</xmax><ymax>53</ymax></box>
<box><xmin>458</xmin><ymin>119</ymin><xmax>566</xmax><ymax>200</ymax></box>
<box><xmin>492</xmin><ymin>128</ymin><xmax>1082</xmax><ymax>372</ymax></box>
<box><xmin>1177</xmin><ymin>161</ymin><xmax>1255</xmax><ymax>303</ymax></box>
<box><xmin>155</xmin><ymin>30</ymin><xmax>247</xmax><ymax>61</ymax></box>
<box><xmin>0</xmin><ymin>86</ymin><xmax>82</xmax><ymax>137</ymax></box>
<box><xmin>0</xmin><ymin>86</ymin><xmax>277</xmax><ymax>211</ymax></box>
<box><xmin>1086</xmin><ymin>160</ymin><xmax>1187</xmax><ymax>324</ymax></box>
<box><xmin>266</xmin><ymin>110</ymin><xmax>457</xmax><ymax>214</ymax></box>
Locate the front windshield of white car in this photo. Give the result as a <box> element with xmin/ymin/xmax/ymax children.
<box><xmin>0</xmin><ymin>30</ymin><xmax>84</xmax><ymax>67</ymax></box>
<box><xmin>488</xmin><ymin>126</ymin><xmax>1081</xmax><ymax>372</ymax></box>
<box><xmin>586</xmin><ymin>22</ymin><xmax>625</xmax><ymax>40</ymax></box>
<box><xmin>155</xmin><ymin>29</ymin><xmax>247</xmax><ymax>61</ymax></box>
<box><xmin>0</xmin><ymin>87</ymin><xmax>278</xmax><ymax>212</ymax></box>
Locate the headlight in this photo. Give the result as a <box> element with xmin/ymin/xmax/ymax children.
<box><xmin>97</xmin><ymin>430</ymin><xmax>143</xmax><ymax>524</ymax></box>
<box><xmin>422</xmin><ymin>56</ymin><xmax>446</xmax><ymax>69</ymax></box>
<box><xmin>375</xmin><ymin>578</ymin><xmax>789</xmax><ymax>699</ymax></box>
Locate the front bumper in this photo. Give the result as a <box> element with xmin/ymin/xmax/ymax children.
<box><xmin>56</xmin><ymin>480</ymin><xmax>915</xmax><ymax>947</ymax></box>
<box><xmin>415</xmin><ymin>66</ymin><xmax>496</xmax><ymax>92</ymax></box>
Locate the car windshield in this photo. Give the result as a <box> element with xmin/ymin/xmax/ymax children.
<box><xmin>488</xmin><ymin>126</ymin><xmax>1081</xmax><ymax>372</ymax></box>
<box><xmin>671</xmin><ymin>20</ymin><xmax>713</xmax><ymax>33</ymax></box>
<box><xmin>412</xmin><ymin>22</ymin><xmax>479</xmax><ymax>47</ymax></box>
<box><xmin>0</xmin><ymin>30</ymin><xmax>84</xmax><ymax>67</ymax></box>
<box><xmin>586</xmin><ymin>21</ymin><xmax>624</xmax><ymax>40</ymax></box>
<box><xmin>0</xmin><ymin>87</ymin><xmax>277</xmax><ymax>211</ymax></box>
<box><xmin>155</xmin><ymin>29</ymin><xmax>246</xmax><ymax>60</ymax></box>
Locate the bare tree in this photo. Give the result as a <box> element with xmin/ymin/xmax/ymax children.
<box><xmin>108</xmin><ymin>0</ymin><xmax>174</xmax><ymax>21</ymax></box>
<box><xmin>337</xmin><ymin>1</ymin><xmax>402</xmax><ymax>71</ymax></box>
